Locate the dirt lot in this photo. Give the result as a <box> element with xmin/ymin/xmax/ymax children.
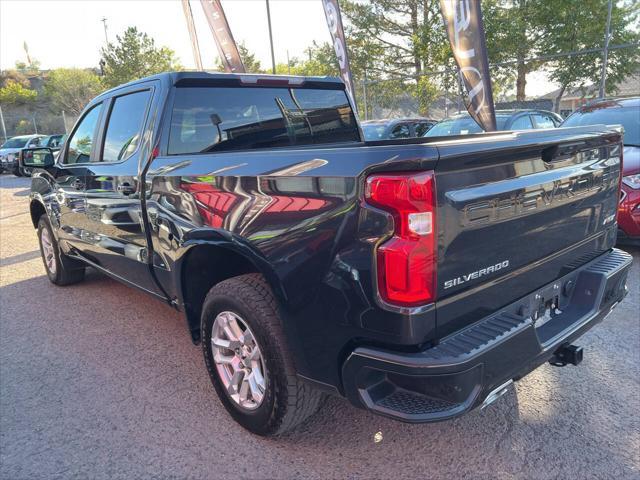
<box><xmin>1</xmin><ymin>174</ymin><xmax>638</xmax><ymax>480</ymax></box>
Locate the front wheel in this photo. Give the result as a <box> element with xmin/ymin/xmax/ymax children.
<box><xmin>201</xmin><ymin>274</ymin><xmax>324</xmax><ymax>436</ymax></box>
<box><xmin>37</xmin><ymin>216</ymin><xmax>85</xmax><ymax>285</ymax></box>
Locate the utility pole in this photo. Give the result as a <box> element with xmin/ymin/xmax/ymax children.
<box><xmin>0</xmin><ymin>106</ymin><xmax>7</xmax><ymax>142</ymax></box>
<box><xmin>362</xmin><ymin>70</ymin><xmax>368</xmax><ymax>120</ymax></box>
<box><xmin>265</xmin><ymin>0</ymin><xmax>276</xmax><ymax>74</ymax></box>
<box><xmin>286</xmin><ymin>50</ymin><xmax>291</xmax><ymax>75</ymax></box>
<box><xmin>599</xmin><ymin>0</ymin><xmax>613</xmax><ymax>98</ymax></box>
<box><xmin>101</xmin><ymin>17</ymin><xmax>109</xmax><ymax>44</ymax></box>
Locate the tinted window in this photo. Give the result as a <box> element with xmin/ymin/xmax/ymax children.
<box><xmin>562</xmin><ymin>106</ymin><xmax>639</xmax><ymax>145</ymax></box>
<box><xmin>510</xmin><ymin>115</ymin><xmax>533</xmax><ymax>130</ymax></box>
<box><xmin>362</xmin><ymin>124</ymin><xmax>387</xmax><ymax>140</ymax></box>
<box><xmin>389</xmin><ymin>123</ymin><xmax>411</xmax><ymax>139</ymax></box>
<box><xmin>102</xmin><ymin>90</ymin><xmax>151</xmax><ymax>162</ymax></box>
<box><xmin>424</xmin><ymin>117</ymin><xmax>483</xmax><ymax>136</ymax></box>
<box><xmin>27</xmin><ymin>137</ymin><xmax>42</xmax><ymax>147</ymax></box>
<box><xmin>424</xmin><ymin>115</ymin><xmax>510</xmax><ymax>137</ymax></box>
<box><xmin>532</xmin><ymin>113</ymin><xmax>556</xmax><ymax>128</ymax></box>
<box><xmin>414</xmin><ymin>122</ymin><xmax>433</xmax><ymax>136</ymax></box>
<box><xmin>168</xmin><ymin>86</ymin><xmax>359</xmax><ymax>154</ymax></box>
<box><xmin>64</xmin><ymin>104</ymin><xmax>101</xmax><ymax>164</ymax></box>
<box><xmin>47</xmin><ymin>135</ymin><xmax>64</xmax><ymax>148</ymax></box>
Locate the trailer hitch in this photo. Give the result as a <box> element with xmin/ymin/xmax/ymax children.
<box><xmin>549</xmin><ymin>344</ymin><xmax>583</xmax><ymax>367</ymax></box>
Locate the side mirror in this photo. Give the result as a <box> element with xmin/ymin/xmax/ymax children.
<box><xmin>22</xmin><ymin>147</ymin><xmax>55</xmax><ymax>168</ymax></box>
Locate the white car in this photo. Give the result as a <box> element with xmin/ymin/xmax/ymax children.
<box><xmin>0</xmin><ymin>134</ymin><xmax>47</xmax><ymax>175</ymax></box>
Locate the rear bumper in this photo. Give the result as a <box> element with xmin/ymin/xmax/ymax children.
<box><xmin>342</xmin><ymin>248</ymin><xmax>632</xmax><ymax>422</ymax></box>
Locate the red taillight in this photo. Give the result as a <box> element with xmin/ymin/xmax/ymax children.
<box><xmin>365</xmin><ymin>171</ymin><xmax>437</xmax><ymax>307</ymax></box>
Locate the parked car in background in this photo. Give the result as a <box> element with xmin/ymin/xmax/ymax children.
<box><xmin>362</xmin><ymin>118</ymin><xmax>437</xmax><ymax>140</ymax></box>
<box><xmin>41</xmin><ymin>134</ymin><xmax>66</xmax><ymax>152</ymax></box>
<box><xmin>424</xmin><ymin>109</ymin><xmax>562</xmax><ymax>137</ymax></box>
<box><xmin>20</xmin><ymin>134</ymin><xmax>67</xmax><ymax>176</ymax></box>
<box><xmin>561</xmin><ymin>97</ymin><xmax>640</xmax><ymax>246</ymax></box>
<box><xmin>0</xmin><ymin>134</ymin><xmax>46</xmax><ymax>175</ymax></box>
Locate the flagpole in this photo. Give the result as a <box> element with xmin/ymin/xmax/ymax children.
<box><xmin>265</xmin><ymin>0</ymin><xmax>277</xmax><ymax>74</ymax></box>
<box><xmin>182</xmin><ymin>0</ymin><xmax>203</xmax><ymax>70</ymax></box>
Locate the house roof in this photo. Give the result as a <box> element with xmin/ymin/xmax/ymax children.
<box><xmin>540</xmin><ymin>70</ymin><xmax>640</xmax><ymax>100</ymax></box>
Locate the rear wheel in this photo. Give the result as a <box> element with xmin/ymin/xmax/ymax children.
<box><xmin>201</xmin><ymin>273</ymin><xmax>324</xmax><ymax>436</ymax></box>
<box><xmin>37</xmin><ymin>216</ymin><xmax>85</xmax><ymax>285</ymax></box>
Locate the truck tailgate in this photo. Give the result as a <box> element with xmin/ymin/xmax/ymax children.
<box><xmin>432</xmin><ymin>126</ymin><xmax>622</xmax><ymax>337</ymax></box>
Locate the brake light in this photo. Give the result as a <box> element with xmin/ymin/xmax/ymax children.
<box><xmin>365</xmin><ymin>171</ymin><xmax>437</xmax><ymax>306</ymax></box>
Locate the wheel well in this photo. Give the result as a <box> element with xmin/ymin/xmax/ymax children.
<box><xmin>181</xmin><ymin>244</ymin><xmax>259</xmax><ymax>343</ymax></box>
<box><xmin>30</xmin><ymin>200</ymin><xmax>46</xmax><ymax>228</ymax></box>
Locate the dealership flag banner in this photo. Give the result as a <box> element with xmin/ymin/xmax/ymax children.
<box><xmin>322</xmin><ymin>0</ymin><xmax>356</xmax><ymax>107</ymax></box>
<box><xmin>440</xmin><ymin>0</ymin><xmax>496</xmax><ymax>131</ymax></box>
<box><xmin>200</xmin><ymin>0</ymin><xmax>245</xmax><ymax>73</ymax></box>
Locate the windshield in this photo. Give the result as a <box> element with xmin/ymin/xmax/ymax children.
<box><xmin>562</xmin><ymin>106</ymin><xmax>640</xmax><ymax>146</ymax></box>
<box><xmin>1</xmin><ymin>138</ymin><xmax>29</xmax><ymax>149</ymax></box>
<box><xmin>424</xmin><ymin>115</ymin><xmax>509</xmax><ymax>137</ymax></box>
<box><xmin>362</xmin><ymin>124</ymin><xmax>388</xmax><ymax>140</ymax></box>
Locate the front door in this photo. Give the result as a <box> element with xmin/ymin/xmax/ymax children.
<box><xmin>53</xmin><ymin>102</ymin><xmax>104</xmax><ymax>252</ymax></box>
<box><xmin>81</xmin><ymin>86</ymin><xmax>163</xmax><ymax>297</ymax></box>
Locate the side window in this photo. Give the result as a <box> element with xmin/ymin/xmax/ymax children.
<box><xmin>510</xmin><ymin>115</ymin><xmax>533</xmax><ymax>130</ymax></box>
<box><xmin>28</xmin><ymin>138</ymin><xmax>41</xmax><ymax>147</ymax></box>
<box><xmin>390</xmin><ymin>123</ymin><xmax>411</xmax><ymax>139</ymax></box>
<box><xmin>533</xmin><ymin>113</ymin><xmax>557</xmax><ymax>129</ymax></box>
<box><xmin>64</xmin><ymin>104</ymin><xmax>102</xmax><ymax>164</ymax></box>
<box><xmin>101</xmin><ymin>90</ymin><xmax>151</xmax><ymax>162</ymax></box>
<box><xmin>414</xmin><ymin>122</ymin><xmax>432</xmax><ymax>137</ymax></box>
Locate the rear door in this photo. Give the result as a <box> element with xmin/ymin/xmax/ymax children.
<box><xmin>81</xmin><ymin>83</ymin><xmax>163</xmax><ymax>296</ymax></box>
<box><xmin>433</xmin><ymin>128</ymin><xmax>622</xmax><ymax>336</ymax></box>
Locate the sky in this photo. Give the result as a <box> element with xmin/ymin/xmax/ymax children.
<box><xmin>0</xmin><ymin>0</ymin><xmax>329</xmax><ymax>71</ymax></box>
<box><xmin>0</xmin><ymin>0</ymin><xmax>555</xmax><ymax>97</ymax></box>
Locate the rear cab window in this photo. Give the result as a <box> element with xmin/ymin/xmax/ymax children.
<box><xmin>168</xmin><ymin>85</ymin><xmax>360</xmax><ymax>155</ymax></box>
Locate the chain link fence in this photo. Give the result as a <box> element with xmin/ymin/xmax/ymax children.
<box><xmin>0</xmin><ymin>109</ymin><xmax>75</xmax><ymax>141</ymax></box>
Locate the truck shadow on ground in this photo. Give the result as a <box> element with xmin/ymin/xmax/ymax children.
<box><xmin>1</xmin><ymin>258</ymin><xmax>638</xmax><ymax>479</ymax></box>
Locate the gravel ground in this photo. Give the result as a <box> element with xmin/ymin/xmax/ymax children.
<box><xmin>1</xmin><ymin>174</ymin><xmax>638</xmax><ymax>480</ymax></box>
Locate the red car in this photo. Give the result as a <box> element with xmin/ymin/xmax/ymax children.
<box><xmin>562</xmin><ymin>97</ymin><xmax>640</xmax><ymax>246</ymax></box>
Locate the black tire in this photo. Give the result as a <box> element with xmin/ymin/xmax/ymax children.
<box><xmin>12</xmin><ymin>167</ymin><xmax>22</xmax><ymax>177</ymax></box>
<box><xmin>201</xmin><ymin>273</ymin><xmax>324</xmax><ymax>436</ymax></box>
<box><xmin>37</xmin><ymin>215</ymin><xmax>85</xmax><ymax>285</ymax></box>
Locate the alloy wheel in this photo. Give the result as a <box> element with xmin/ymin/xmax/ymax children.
<box><xmin>211</xmin><ymin>311</ymin><xmax>267</xmax><ymax>410</ymax></box>
<box><xmin>40</xmin><ymin>227</ymin><xmax>57</xmax><ymax>275</ymax></box>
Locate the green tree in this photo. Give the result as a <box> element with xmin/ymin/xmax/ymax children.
<box><xmin>275</xmin><ymin>42</ymin><xmax>340</xmax><ymax>76</ymax></box>
<box><xmin>101</xmin><ymin>27</ymin><xmax>181</xmax><ymax>88</ymax></box>
<box><xmin>214</xmin><ymin>43</ymin><xmax>265</xmax><ymax>73</ymax></box>
<box><xmin>542</xmin><ymin>0</ymin><xmax>640</xmax><ymax>111</ymax></box>
<box><xmin>44</xmin><ymin>68</ymin><xmax>104</xmax><ymax>116</ymax></box>
<box><xmin>0</xmin><ymin>80</ymin><xmax>37</xmax><ymax>105</ymax></box>
<box><xmin>341</xmin><ymin>0</ymin><xmax>450</xmax><ymax>115</ymax></box>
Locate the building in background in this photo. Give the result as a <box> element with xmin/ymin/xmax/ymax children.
<box><xmin>542</xmin><ymin>70</ymin><xmax>640</xmax><ymax>117</ymax></box>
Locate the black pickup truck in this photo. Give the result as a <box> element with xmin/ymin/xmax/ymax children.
<box><xmin>24</xmin><ymin>72</ymin><xmax>632</xmax><ymax>436</ymax></box>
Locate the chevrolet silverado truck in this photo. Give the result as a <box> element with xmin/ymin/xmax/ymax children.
<box><xmin>24</xmin><ymin>72</ymin><xmax>632</xmax><ymax>436</ymax></box>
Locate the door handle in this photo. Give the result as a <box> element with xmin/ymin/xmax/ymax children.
<box><xmin>72</xmin><ymin>179</ymin><xmax>85</xmax><ymax>190</ymax></box>
<box><xmin>117</xmin><ymin>183</ymin><xmax>136</xmax><ymax>195</ymax></box>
